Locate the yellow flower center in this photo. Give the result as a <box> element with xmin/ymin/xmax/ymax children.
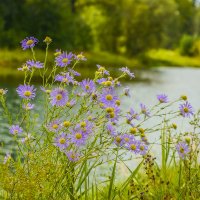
<box><xmin>66</xmin><ymin>102</ymin><xmax>71</xmax><ymax>107</ymax></box>
<box><xmin>63</xmin><ymin>78</ymin><xmax>68</xmax><ymax>83</ymax></box>
<box><xmin>92</xmin><ymin>93</ymin><xmax>97</xmax><ymax>100</ymax></box>
<box><xmin>110</xmin><ymin>112</ymin><xmax>115</xmax><ymax>118</ymax></box>
<box><xmin>181</xmin><ymin>95</ymin><xmax>187</xmax><ymax>101</ymax></box>
<box><xmin>24</xmin><ymin>91</ymin><xmax>32</xmax><ymax>97</ymax></box>
<box><xmin>77</xmin><ymin>54</ymin><xmax>84</xmax><ymax>59</ymax></box>
<box><xmin>100</xmin><ymin>103</ymin><xmax>105</xmax><ymax>107</ymax></box>
<box><xmin>63</xmin><ymin>121</ymin><xmax>71</xmax><ymax>127</ymax></box>
<box><xmin>59</xmin><ymin>138</ymin><xmax>66</xmax><ymax>144</ymax></box>
<box><xmin>115</xmin><ymin>136</ymin><xmax>121</xmax><ymax>143</ymax></box>
<box><xmin>98</xmin><ymin>67</ymin><xmax>105</xmax><ymax>72</ymax></box>
<box><xmin>56</xmin><ymin>94</ymin><xmax>62</xmax><ymax>100</ymax></box>
<box><xmin>52</xmin><ymin>124</ymin><xmax>59</xmax><ymax>129</ymax></box>
<box><xmin>138</xmin><ymin>128</ymin><xmax>145</xmax><ymax>133</ymax></box>
<box><xmin>106</xmin><ymin>107</ymin><xmax>114</xmax><ymax>113</ymax></box>
<box><xmin>115</xmin><ymin>100</ymin><xmax>120</xmax><ymax>106</ymax></box>
<box><xmin>180</xmin><ymin>147</ymin><xmax>184</xmax><ymax>153</ymax></box>
<box><xmin>130</xmin><ymin>127</ymin><xmax>137</xmax><ymax>134</ymax></box>
<box><xmin>80</xmin><ymin>121</ymin><xmax>86</xmax><ymax>128</ymax></box>
<box><xmin>62</xmin><ymin>58</ymin><xmax>68</xmax><ymax>63</ymax></box>
<box><xmin>106</xmin><ymin>94</ymin><xmax>113</xmax><ymax>101</ymax></box>
<box><xmin>14</xmin><ymin>130</ymin><xmax>18</xmax><ymax>135</ymax></box>
<box><xmin>26</xmin><ymin>39</ymin><xmax>34</xmax><ymax>46</ymax></box>
<box><xmin>46</xmin><ymin>90</ymin><xmax>51</xmax><ymax>94</ymax></box>
<box><xmin>130</xmin><ymin>144</ymin><xmax>136</xmax><ymax>150</ymax></box>
<box><xmin>183</xmin><ymin>107</ymin><xmax>189</xmax><ymax>113</ymax></box>
<box><xmin>75</xmin><ymin>133</ymin><xmax>82</xmax><ymax>140</ymax></box>
<box><xmin>22</xmin><ymin>65</ymin><xmax>29</xmax><ymax>71</ymax></box>
<box><xmin>70</xmin><ymin>153</ymin><xmax>76</xmax><ymax>159</ymax></box>
<box><xmin>172</xmin><ymin>123</ymin><xmax>177</xmax><ymax>129</ymax></box>
<box><xmin>87</xmin><ymin>116</ymin><xmax>92</xmax><ymax>121</ymax></box>
<box><xmin>105</xmin><ymin>81</ymin><xmax>112</xmax><ymax>86</ymax></box>
<box><xmin>124</xmin><ymin>137</ymin><xmax>129</xmax><ymax>142</ymax></box>
<box><xmin>54</xmin><ymin>52</ymin><xmax>61</xmax><ymax>57</ymax></box>
<box><xmin>140</xmin><ymin>145</ymin><xmax>144</xmax><ymax>151</ymax></box>
<box><xmin>85</xmin><ymin>85</ymin><xmax>90</xmax><ymax>90</ymax></box>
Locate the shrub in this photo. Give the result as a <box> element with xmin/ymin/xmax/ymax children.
<box><xmin>179</xmin><ymin>34</ymin><xmax>195</xmax><ymax>56</ymax></box>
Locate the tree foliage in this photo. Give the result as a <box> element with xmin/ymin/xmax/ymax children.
<box><xmin>0</xmin><ymin>0</ymin><xmax>199</xmax><ymax>55</ymax></box>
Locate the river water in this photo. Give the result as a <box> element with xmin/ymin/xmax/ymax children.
<box><xmin>1</xmin><ymin>67</ymin><xmax>200</xmax><ymax>163</ymax></box>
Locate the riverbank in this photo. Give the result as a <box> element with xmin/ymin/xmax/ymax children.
<box><xmin>0</xmin><ymin>48</ymin><xmax>200</xmax><ymax>84</ymax></box>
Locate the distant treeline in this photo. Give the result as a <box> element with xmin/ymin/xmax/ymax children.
<box><xmin>0</xmin><ymin>0</ymin><xmax>199</xmax><ymax>56</ymax></box>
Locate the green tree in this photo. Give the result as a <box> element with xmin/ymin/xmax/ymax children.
<box><xmin>124</xmin><ymin>0</ymin><xmax>181</xmax><ymax>55</ymax></box>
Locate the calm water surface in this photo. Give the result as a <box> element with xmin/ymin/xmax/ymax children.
<box><xmin>1</xmin><ymin>67</ymin><xmax>200</xmax><ymax>164</ymax></box>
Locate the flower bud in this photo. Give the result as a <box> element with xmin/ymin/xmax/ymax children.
<box><xmin>44</xmin><ymin>36</ymin><xmax>52</xmax><ymax>44</ymax></box>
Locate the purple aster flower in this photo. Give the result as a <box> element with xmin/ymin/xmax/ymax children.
<box><xmin>0</xmin><ymin>88</ymin><xmax>8</xmax><ymax>96</ymax></box>
<box><xmin>50</xmin><ymin>88</ymin><xmax>68</xmax><ymax>107</ymax></box>
<box><xmin>66</xmin><ymin>99</ymin><xmax>76</xmax><ymax>108</ymax></box>
<box><xmin>74</xmin><ymin>52</ymin><xmax>87</xmax><ymax>61</ymax></box>
<box><xmin>128</xmin><ymin>140</ymin><xmax>140</xmax><ymax>154</ymax></box>
<box><xmin>74</xmin><ymin>90</ymin><xmax>85</xmax><ymax>97</ymax></box>
<box><xmin>126</xmin><ymin>115</ymin><xmax>135</xmax><ymax>126</ymax></box>
<box><xmin>68</xmin><ymin>68</ymin><xmax>81</xmax><ymax>76</ymax></box>
<box><xmin>80</xmin><ymin>79</ymin><xmax>96</xmax><ymax>94</ymax></box>
<box><xmin>99</xmin><ymin>87</ymin><xmax>119</xmax><ymax>108</ymax></box>
<box><xmin>55</xmin><ymin>52</ymin><xmax>73</xmax><ymax>67</ymax></box>
<box><xmin>16</xmin><ymin>84</ymin><xmax>36</xmax><ymax>100</ymax></box>
<box><xmin>82</xmin><ymin>120</ymin><xmax>93</xmax><ymax>134</ymax></box>
<box><xmin>138</xmin><ymin>142</ymin><xmax>148</xmax><ymax>155</ymax></box>
<box><xmin>96</xmin><ymin>78</ymin><xmax>107</xmax><ymax>84</ymax></box>
<box><xmin>40</xmin><ymin>86</ymin><xmax>51</xmax><ymax>94</ymax></box>
<box><xmin>122</xmin><ymin>134</ymin><xmax>135</xmax><ymax>147</ymax></box>
<box><xmin>20</xmin><ymin>36</ymin><xmax>39</xmax><ymax>50</ymax></box>
<box><xmin>66</xmin><ymin>151</ymin><xmax>80</xmax><ymax>162</ymax></box>
<box><xmin>23</xmin><ymin>103</ymin><xmax>34</xmax><ymax>110</ymax></box>
<box><xmin>124</xmin><ymin>87</ymin><xmax>131</xmax><ymax>97</ymax></box>
<box><xmin>21</xmin><ymin>134</ymin><xmax>33</xmax><ymax>143</ymax></box>
<box><xmin>176</xmin><ymin>142</ymin><xmax>190</xmax><ymax>159</ymax></box>
<box><xmin>26</xmin><ymin>60</ymin><xmax>44</xmax><ymax>69</ymax></box>
<box><xmin>106</xmin><ymin>105</ymin><xmax>121</xmax><ymax>123</ymax></box>
<box><xmin>17</xmin><ymin>85</ymin><xmax>35</xmax><ymax>100</ymax></box>
<box><xmin>9</xmin><ymin>125</ymin><xmax>23</xmax><ymax>135</ymax></box>
<box><xmin>157</xmin><ymin>94</ymin><xmax>169</xmax><ymax>103</ymax></box>
<box><xmin>62</xmin><ymin>120</ymin><xmax>71</xmax><ymax>128</ymax></box>
<box><xmin>3</xmin><ymin>153</ymin><xmax>11</xmax><ymax>164</ymax></box>
<box><xmin>54</xmin><ymin>133</ymin><xmax>69</xmax><ymax>150</ymax></box>
<box><xmin>128</xmin><ymin>108</ymin><xmax>140</xmax><ymax>121</ymax></box>
<box><xmin>68</xmin><ymin>129</ymin><xmax>88</xmax><ymax>146</ymax></box>
<box><xmin>107</xmin><ymin>124</ymin><xmax>117</xmax><ymax>136</ymax></box>
<box><xmin>74</xmin><ymin>121</ymin><xmax>93</xmax><ymax>135</ymax></box>
<box><xmin>113</xmin><ymin>135</ymin><xmax>124</xmax><ymax>146</ymax></box>
<box><xmin>97</xmin><ymin>64</ymin><xmax>110</xmax><ymax>75</ymax></box>
<box><xmin>55</xmin><ymin>73</ymin><xmax>74</xmax><ymax>85</ymax></box>
<box><xmin>119</xmin><ymin>67</ymin><xmax>135</xmax><ymax>79</ymax></box>
<box><xmin>47</xmin><ymin>119</ymin><xmax>61</xmax><ymax>132</ymax></box>
<box><xmin>179</xmin><ymin>101</ymin><xmax>194</xmax><ymax>118</ymax></box>
<box><xmin>18</xmin><ymin>64</ymin><xmax>31</xmax><ymax>71</ymax></box>
<box><xmin>140</xmin><ymin>103</ymin><xmax>150</xmax><ymax>117</ymax></box>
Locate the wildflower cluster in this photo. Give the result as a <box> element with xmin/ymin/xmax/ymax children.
<box><xmin>0</xmin><ymin>36</ymin><xmax>199</xmax><ymax>199</ymax></box>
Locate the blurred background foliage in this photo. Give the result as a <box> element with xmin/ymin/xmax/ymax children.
<box><xmin>0</xmin><ymin>0</ymin><xmax>200</xmax><ymax>78</ymax></box>
<box><xmin>0</xmin><ymin>0</ymin><xmax>199</xmax><ymax>54</ymax></box>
